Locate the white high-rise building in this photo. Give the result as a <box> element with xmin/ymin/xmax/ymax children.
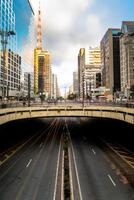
<box><xmin>51</xmin><ymin>74</ymin><xmax>58</xmax><ymax>99</ymax></box>
<box><xmin>78</xmin><ymin>47</ymin><xmax>101</xmax><ymax>99</ymax></box>
<box><xmin>78</xmin><ymin>48</ymin><xmax>85</xmax><ymax>99</ymax></box>
<box><xmin>21</xmin><ymin>72</ymin><xmax>34</xmax><ymax>97</ymax></box>
<box><xmin>73</xmin><ymin>71</ymin><xmax>78</xmax><ymax>95</ymax></box>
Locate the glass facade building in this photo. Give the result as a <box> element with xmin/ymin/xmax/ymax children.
<box><xmin>0</xmin><ymin>0</ymin><xmax>21</xmax><ymax>98</ymax></box>
<box><xmin>0</xmin><ymin>0</ymin><xmax>16</xmax><ymax>51</ymax></box>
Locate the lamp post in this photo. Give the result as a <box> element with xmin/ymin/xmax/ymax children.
<box><xmin>0</xmin><ymin>29</ymin><xmax>15</xmax><ymax>102</ymax></box>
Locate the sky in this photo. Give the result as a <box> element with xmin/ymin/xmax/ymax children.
<box><xmin>14</xmin><ymin>0</ymin><xmax>134</xmax><ymax>95</ymax></box>
<box><xmin>14</xmin><ymin>0</ymin><xmax>32</xmax><ymax>41</ymax></box>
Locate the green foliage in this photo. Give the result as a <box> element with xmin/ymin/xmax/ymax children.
<box><xmin>67</xmin><ymin>93</ymin><xmax>76</xmax><ymax>100</ymax></box>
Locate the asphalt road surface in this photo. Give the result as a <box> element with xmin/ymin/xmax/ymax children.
<box><xmin>70</xmin><ymin>131</ymin><xmax>134</xmax><ymax>200</ymax></box>
<box><xmin>0</xmin><ymin>117</ymin><xmax>134</xmax><ymax>200</ymax></box>
<box><xmin>0</xmin><ymin>119</ymin><xmax>62</xmax><ymax>200</ymax></box>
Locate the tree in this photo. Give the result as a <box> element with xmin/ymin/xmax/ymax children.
<box><xmin>67</xmin><ymin>93</ymin><xmax>76</xmax><ymax>100</ymax></box>
<box><xmin>40</xmin><ymin>93</ymin><xmax>46</xmax><ymax>103</ymax></box>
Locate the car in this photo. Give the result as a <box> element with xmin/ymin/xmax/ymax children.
<box><xmin>121</xmin><ymin>98</ymin><xmax>127</xmax><ymax>102</ymax></box>
<box><xmin>116</xmin><ymin>97</ymin><xmax>127</xmax><ymax>103</ymax></box>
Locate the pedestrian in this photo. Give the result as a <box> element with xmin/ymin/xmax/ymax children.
<box><xmin>23</xmin><ymin>100</ymin><xmax>26</xmax><ymax>106</ymax></box>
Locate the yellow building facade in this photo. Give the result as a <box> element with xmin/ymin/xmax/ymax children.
<box><xmin>34</xmin><ymin>48</ymin><xmax>41</xmax><ymax>94</ymax></box>
<box><xmin>34</xmin><ymin>48</ymin><xmax>51</xmax><ymax>97</ymax></box>
<box><xmin>85</xmin><ymin>47</ymin><xmax>101</xmax><ymax>65</ymax></box>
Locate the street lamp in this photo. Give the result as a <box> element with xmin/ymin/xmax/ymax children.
<box><xmin>0</xmin><ymin>29</ymin><xmax>15</xmax><ymax>102</ymax></box>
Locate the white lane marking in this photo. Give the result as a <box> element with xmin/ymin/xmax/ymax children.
<box><xmin>108</xmin><ymin>174</ymin><xmax>116</xmax><ymax>187</ymax></box>
<box><xmin>92</xmin><ymin>149</ymin><xmax>96</xmax><ymax>155</ymax></box>
<box><xmin>0</xmin><ymin>133</ymin><xmax>39</xmax><ymax>167</ymax></box>
<box><xmin>40</xmin><ymin>142</ymin><xmax>43</xmax><ymax>148</ymax></box>
<box><xmin>61</xmin><ymin>151</ymin><xmax>64</xmax><ymax>200</ymax></box>
<box><xmin>26</xmin><ymin>159</ymin><xmax>32</xmax><ymax>168</ymax></box>
<box><xmin>53</xmin><ymin>138</ymin><xmax>62</xmax><ymax>200</ymax></box>
<box><xmin>71</xmin><ymin>140</ymin><xmax>83</xmax><ymax>200</ymax></box>
<box><xmin>67</xmin><ymin>122</ymin><xmax>83</xmax><ymax>200</ymax></box>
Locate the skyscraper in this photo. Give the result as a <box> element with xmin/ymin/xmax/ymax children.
<box><xmin>78</xmin><ymin>47</ymin><xmax>101</xmax><ymax>99</ymax></box>
<box><xmin>120</xmin><ymin>21</ymin><xmax>134</xmax><ymax>98</ymax></box>
<box><xmin>85</xmin><ymin>47</ymin><xmax>101</xmax><ymax>66</ymax></box>
<box><xmin>38</xmin><ymin>51</ymin><xmax>51</xmax><ymax>96</ymax></box>
<box><xmin>51</xmin><ymin>74</ymin><xmax>59</xmax><ymax>99</ymax></box>
<box><xmin>0</xmin><ymin>0</ymin><xmax>21</xmax><ymax>98</ymax></box>
<box><xmin>0</xmin><ymin>0</ymin><xmax>16</xmax><ymax>51</ymax></box>
<box><xmin>23</xmin><ymin>72</ymin><xmax>34</xmax><ymax>96</ymax></box>
<box><xmin>78</xmin><ymin>48</ymin><xmax>85</xmax><ymax>99</ymax></box>
<box><xmin>34</xmin><ymin>2</ymin><xmax>51</xmax><ymax>97</ymax></box>
<box><xmin>101</xmin><ymin>29</ymin><xmax>121</xmax><ymax>98</ymax></box>
<box><xmin>73</xmin><ymin>71</ymin><xmax>78</xmax><ymax>95</ymax></box>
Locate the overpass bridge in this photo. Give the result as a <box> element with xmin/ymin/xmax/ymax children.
<box><xmin>0</xmin><ymin>104</ymin><xmax>134</xmax><ymax>125</ymax></box>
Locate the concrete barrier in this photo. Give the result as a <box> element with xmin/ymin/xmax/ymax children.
<box><xmin>0</xmin><ymin>106</ymin><xmax>134</xmax><ymax>125</ymax></box>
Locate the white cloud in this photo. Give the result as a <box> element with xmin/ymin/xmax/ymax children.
<box><xmin>21</xmin><ymin>16</ymin><xmax>35</xmax><ymax>72</ymax></box>
<box><xmin>25</xmin><ymin>0</ymin><xmax>104</xmax><ymax>95</ymax></box>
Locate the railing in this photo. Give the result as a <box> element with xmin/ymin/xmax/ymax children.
<box><xmin>0</xmin><ymin>103</ymin><xmax>134</xmax><ymax>125</ymax></box>
<box><xmin>0</xmin><ymin>100</ymin><xmax>134</xmax><ymax>109</ymax></box>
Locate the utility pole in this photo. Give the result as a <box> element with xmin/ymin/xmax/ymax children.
<box><xmin>0</xmin><ymin>29</ymin><xmax>15</xmax><ymax>102</ymax></box>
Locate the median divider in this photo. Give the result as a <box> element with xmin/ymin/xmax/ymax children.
<box><xmin>63</xmin><ymin>131</ymin><xmax>72</xmax><ymax>200</ymax></box>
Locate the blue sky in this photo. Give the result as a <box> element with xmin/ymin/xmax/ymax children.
<box><xmin>89</xmin><ymin>0</ymin><xmax>134</xmax><ymax>28</ymax></box>
<box><xmin>13</xmin><ymin>0</ymin><xmax>32</xmax><ymax>49</ymax></box>
<box><xmin>14</xmin><ymin>0</ymin><xmax>134</xmax><ymax>49</ymax></box>
<box><xmin>13</xmin><ymin>0</ymin><xmax>134</xmax><ymax>92</ymax></box>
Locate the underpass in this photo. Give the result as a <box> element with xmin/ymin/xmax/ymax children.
<box><xmin>0</xmin><ymin>117</ymin><xmax>133</xmax><ymax>200</ymax></box>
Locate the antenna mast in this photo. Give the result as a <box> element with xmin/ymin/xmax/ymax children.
<box><xmin>37</xmin><ymin>0</ymin><xmax>42</xmax><ymax>49</ymax></box>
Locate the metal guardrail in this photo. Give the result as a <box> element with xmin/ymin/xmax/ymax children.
<box><xmin>0</xmin><ymin>101</ymin><xmax>134</xmax><ymax>109</ymax></box>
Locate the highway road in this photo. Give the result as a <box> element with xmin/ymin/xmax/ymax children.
<box><xmin>70</xmin><ymin>131</ymin><xmax>134</xmax><ymax>200</ymax></box>
<box><xmin>0</xmin><ymin>119</ymin><xmax>62</xmax><ymax>200</ymax></box>
<box><xmin>0</xmin><ymin>117</ymin><xmax>134</xmax><ymax>200</ymax></box>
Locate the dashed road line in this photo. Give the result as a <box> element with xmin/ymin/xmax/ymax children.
<box><xmin>53</xmin><ymin>138</ymin><xmax>62</xmax><ymax>200</ymax></box>
<box><xmin>40</xmin><ymin>143</ymin><xmax>43</xmax><ymax>148</ymax></box>
<box><xmin>100</xmin><ymin>138</ymin><xmax>134</xmax><ymax>169</ymax></box>
<box><xmin>92</xmin><ymin>149</ymin><xmax>96</xmax><ymax>155</ymax></box>
<box><xmin>71</xmin><ymin>140</ymin><xmax>83</xmax><ymax>200</ymax></box>
<box><xmin>108</xmin><ymin>174</ymin><xmax>116</xmax><ymax>187</ymax></box>
<box><xmin>26</xmin><ymin>159</ymin><xmax>32</xmax><ymax>168</ymax></box>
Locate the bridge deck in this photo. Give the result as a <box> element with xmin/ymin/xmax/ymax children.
<box><xmin>0</xmin><ymin>105</ymin><xmax>134</xmax><ymax>125</ymax></box>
